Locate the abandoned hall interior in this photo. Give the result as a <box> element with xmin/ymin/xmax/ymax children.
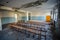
<box><xmin>0</xmin><ymin>0</ymin><xmax>60</xmax><ymax>40</ymax></box>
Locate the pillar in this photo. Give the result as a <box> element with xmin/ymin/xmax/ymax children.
<box><xmin>26</xmin><ymin>11</ymin><xmax>29</xmax><ymax>21</ymax></box>
<box><xmin>0</xmin><ymin>18</ymin><xmax>2</xmax><ymax>31</ymax></box>
<box><xmin>57</xmin><ymin>0</ymin><xmax>60</xmax><ymax>35</ymax></box>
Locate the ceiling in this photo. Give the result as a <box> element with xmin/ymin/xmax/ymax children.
<box><xmin>0</xmin><ymin>0</ymin><xmax>57</xmax><ymax>13</ymax></box>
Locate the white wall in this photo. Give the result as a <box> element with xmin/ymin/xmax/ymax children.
<box><xmin>0</xmin><ymin>12</ymin><xmax>2</xmax><ymax>17</ymax></box>
<box><xmin>17</xmin><ymin>12</ymin><xmax>29</xmax><ymax>21</ymax></box>
<box><xmin>0</xmin><ymin>11</ymin><xmax>18</xmax><ymax>24</ymax></box>
<box><xmin>31</xmin><ymin>12</ymin><xmax>50</xmax><ymax>16</ymax></box>
<box><xmin>30</xmin><ymin>12</ymin><xmax>51</xmax><ymax>22</ymax></box>
<box><xmin>1</xmin><ymin>11</ymin><xmax>16</xmax><ymax>17</ymax></box>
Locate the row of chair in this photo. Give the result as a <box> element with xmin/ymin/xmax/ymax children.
<box><xmin>10</xmin><ymin>21</ymin><xmax>49</xmax><ymax>40</ymax></box>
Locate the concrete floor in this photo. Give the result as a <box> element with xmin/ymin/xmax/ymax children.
<box><xmin>0</xmin><ymin>25</ymin><xmax>52</xmax><ymax>40</ymax></box>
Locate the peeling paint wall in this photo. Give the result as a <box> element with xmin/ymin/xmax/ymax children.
<box><xmin>0</xmin><ymin>11</ymin><xmax>17</xmax><ymax>25</ymax></box>
<box><xmin>30</xmin><ymin>12</ymin><xmax>50</xmax><ymax>21</ymax></box>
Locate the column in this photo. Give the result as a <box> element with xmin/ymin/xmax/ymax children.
<box><xmin>26</xmin><ymin>11</ymin><xmax>29</xmax><ymax>21</ymax></box>
<box><xmin>15</xmin><ymin>14</ymin><xmax>18</xmax><ymax>22</ymax></box>
<box><xmin>0</xmin><ymin>18</ymin><xmax>2</xmax><ymax>31</ymax></box>
<box><xmin>57</xmin><ymin>0</ymin><xmax>60</xmax><ymax>35</ymax></box>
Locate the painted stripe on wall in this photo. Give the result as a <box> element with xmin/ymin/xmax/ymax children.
<box><xmin>1</xmin><ymin>17</ymin><xmax>16</xmax><ymax>24</ymax></box>
<box><xmin>31</xmin><ymin>16</ymin><xmax>45</xmax><ymax>21</ymax></box>
<box><xmin>21</xmin><ymin>16</ymin><xmax>45</xmax><ymax>21</ymax></box>
<box><xmin>21</xmin><ymin>16</ymin><xmax>27</xmax><ymax>21</ymax></box>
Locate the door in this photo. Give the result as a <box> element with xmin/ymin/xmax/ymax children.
<box><xmin>46</xmin><ymin>15</ymin><xmax>51</xmax><ymax>22</ymax></box>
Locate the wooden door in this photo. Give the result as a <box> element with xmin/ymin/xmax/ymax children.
<box><xmin>46</xmin><ymin>15</ymin><xmax>51</xmax><ymax>22</ymax></box>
